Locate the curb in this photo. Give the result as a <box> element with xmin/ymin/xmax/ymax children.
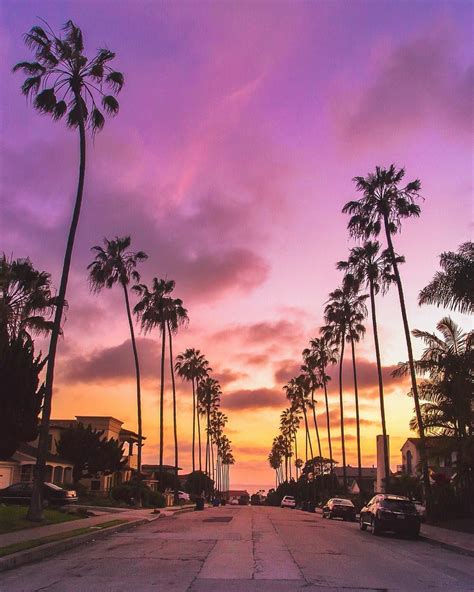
<box><xmin>420</xmin><ymin>535</ymin><xmax>474</xmax><ymax>557</ymax></box>
<box><xmin>0</xmin><ymin>518</ymin><xmax>150</xmax><ymax>573</ymax></box>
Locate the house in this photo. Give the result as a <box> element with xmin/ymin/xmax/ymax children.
<box><xmin>332</xmin><ymin>467</ymin><xmax>377</xmax><ymax>495</ymax></box>
<box><xmin>1</xmin><ymin>415</ymin><xmax>143</xmax><ymax>494</ymax></box>
<box><xmin>141</xmin><ymin>464</ymin><xmax>182</xmax><ymax>492</ymax></box>
<box><xmin>399</xmin><ymin>437</ymin><xmax>458</xmax><ymax>479</ymax></box>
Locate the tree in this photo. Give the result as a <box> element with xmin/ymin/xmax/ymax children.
<box><xmin>0</xmin><ymin>255</ymin><xmax>57</xmax><ymax>344</ymax></box>
<box><xmin>0</xmin><ymin>337</ymin><xmax>46</xmax><ymax>459</ymax></box>
<box><xmin>301</xmin><ymin>353</ymin><xmax>323</xmax><ymax>459</ymax></box>
<box><xmin>87</xmin><ymin>236</ymin><xmax>147</xmax><ymax>494</ymax></box>
<box><xmin>303</xmin><ymin>337</ymin><xmax>337</xmax><ymax>470</ymax></box>
<box><xmin>166</xmin><ymin>294</ymin><xmax>189</xmax><ymax>502</ymax></box>
<box><xmin>322</xmin><ymin>283</ymin><xmax>367</xmax><ymax>489</ymax></box>
<box><xmin>419</xmin><ymin>242</ymin><xmax>474</xmax><ymax>315</ymax></box>
<box><xmin>284</xmin><ymin>376</ymin><xmax>313</xmax><ymax>462</ymax></box>
<box><xmin>133</xmin><ymin>278</ymin><xmax>175</xmax><ymax>491</ymax></box>
<box><xmin>56</xmin><ymin>423</ymin><xmax>125</xmax><ymax>483</ymax></box>
<box><xmin>197</xmin><ymin>376</ymin><xmax>221</xmax><ymax>497</ymax></box>
<box><xmin>343</xmin><ymin>164</ymin><xmax>431</xmax><ymax>506</ymax></box>
<box><xmin>337</xmin><ymin>241</ymin><xmax>400</xmax><ymax>489</ymax></box>
<box><xmin>175</xmin><ymin>349</ymin><xmax>211</xmax><ymax>472</ymax></box>
<box><xmin>14</xmin><ymin>20</ymin><xmax>123</xmax><ymax>521</ymax></box>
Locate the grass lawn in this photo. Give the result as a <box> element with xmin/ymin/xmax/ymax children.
<box><xmin>0</xmin><ymin>505</ymin><xmax>81</xmax><ymax>534</ymax></box>
<box><xmin>0</xmin><ymin>519</ymin><xmax>127</xmax><ymax>557</ymax></box>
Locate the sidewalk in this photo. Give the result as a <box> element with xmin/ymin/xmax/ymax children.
<box><xmin>421</xmin><ymin>522</ymin><xmax>474</xmax><ymax>556</ymax></box>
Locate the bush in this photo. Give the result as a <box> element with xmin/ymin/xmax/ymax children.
<box><xmin>111</xmin><ymin>481</ymin><xmax>166</xmax><ymax>508</ymax></box>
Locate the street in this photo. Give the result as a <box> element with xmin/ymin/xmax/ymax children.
<box><xmin>1</xmin><ymin>506</ymin><xmax>473</xmax><ymax>591</ymax></box>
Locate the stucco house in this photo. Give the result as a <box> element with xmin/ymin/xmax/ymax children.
<box><xmin>0</xmin><ymin>415</ymin><xmax>143</xmax><ymax>494</ymax></box>
<box><xmin>399</xmin><ymin>437</ymin><xmax>458</xmax><ymax>479</ymax></box>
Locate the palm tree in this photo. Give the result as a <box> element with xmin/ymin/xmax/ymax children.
<box><xmin>14</xmin><ymin>21</ymin><xmax>123</xmax><ymax>521</ymax></box>
<box><xmin>301</xmin><ymin>354</ymin><xmax>323</xmax><ymax>459</ymax></box>
<box><xmin>322</xmin><ymin>283</ymin><xmax>367</xmax><ymax>489</ymax></box>
<box><xmin>0</xmin><ymin>255</ymin><xmax>57</xmax><ymax>344</ymax></box>
<box><xmin>337</xmin><ymin>241</ymin><xmax>399</xmax><ymax>489</ymax></box>
<box><xmin>88</xmin><ymin>237</ymin><xmax>147</xmax><ymax>493</ymax></box>
<box><xmin>303</xmin><ymin>337</ymin><xmax>337</xmax><ymax>468</ymax></box>
<box><xmin>342</xmin><ymin>164</ymin><xmax>431</xmax><ymax>503</ymax></box>
<box><xmin>197</xmin><ymin>376</ymin><xmax>221</xmax><ymax>497</ymax></box>
<box><xmin>284</xmin><ymin>376</ymin><xmax>313</xmax><ymax>462</ymax></box>
<box><xmin>166</xmin><ymin>295</ymin><xmax>188</xmax><ymax>502</ymax></box>
<box><xmin>419</xmin><ymin>242</ymin><xmax>474</xmax><ymax>314</ymax></box>
<box><xmin>175</xmin><ymin>349</ymin><xmax>211</xmax><ymax>472</ymax></box>
<box><xmin>133</xmin><ymin>278</ymin><xmax>175</xmax><ymax>491</ymax></box>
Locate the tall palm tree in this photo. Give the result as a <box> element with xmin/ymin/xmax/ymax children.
<box><xmin>284</xmin><ymin>376</ymin><xmax>313</xmax><ymax>462</ymax></box>
<box><xmin>419</xmin><ymin>242</ymin><xmax>474</xmax><ymax>315</ymax></box>
<box><xmin>343</xmin><ymin>164</ymin><xmax>431</xmax><ymax>504</ymax></box>
<box><xmin>0</xmin><ymin>255</ymin><xmax>57</xmax><ymax>344</ymax></box>
<box><xmin>197</xmin><ymin>376</ymin><xmax>221</xmax><ymax>496</ymax></box>
<box><xmin>14</xmin><ymin>21</ymin><xmax>123</xmax><ymax>521</ymax></box>
<box><xmin>88</xmin><ymin>236</ymin><xmax>147</xmax><ymax>492</ymax></box>
<box><xmin>322</xmin><ymin>284</ymin><xmax>367</xmax><ymax>490</ymax></box>
<box><xmin>133</xmin><ymin>278</ymin><xmax>175</xmax><ymax>491</ymax></box>
<box><xmin>301</xmin><ymin>355</ymin><xmax>323</xmax><ymax>459</ymax></box>
<box><xmin>303</xmin><ymin>337</ymin><xmax>337</xmax><ymax>467</ymax></box>
<box><xmin>166</xmin><ymin>295</ymin><xmax>188</xmax><ymax>502</ymax></box>
<box><xmin>337</xmin><ymin>241</ymin><xmax>400</xmax><ymax>489</ymax></box>
<box><xmin>175</xmin><ymin>349</ymin><xmax>211</xmax><ymax>472</ymax></box>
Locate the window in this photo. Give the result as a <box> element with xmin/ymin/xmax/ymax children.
<box><xmin>406</xmin><ymin>450</ymin><xmax>413</xmax><ymax>475</ymax></box>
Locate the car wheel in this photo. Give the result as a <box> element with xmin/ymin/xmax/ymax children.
<box><xmin>371</xmin><ymin>518</ymin><xmax>380</xmax><ymax>536</ymax></box>
<box><xmin>359</xmin><ymin>518</ymin><xmax>367</xmax><ymax>531</ymax></box>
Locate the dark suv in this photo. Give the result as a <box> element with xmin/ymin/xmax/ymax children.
<box><xmin>322</xmin><ymin>498</ymin><xmax>356</xmax><ymax>521</ymax></box>
<box><xmin>359</xmin><ymin>494</ymin><xmax>420</xmax><ymax>538</ymax></box>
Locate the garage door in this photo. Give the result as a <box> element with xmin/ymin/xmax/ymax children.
<box><xmin>0</xmin><ymin>467</ymin><xmax>13</xmax><ymax>488</ymax></box>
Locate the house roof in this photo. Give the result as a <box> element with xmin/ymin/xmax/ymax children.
<box><xmin>15</xmin><ymin>443</ymin><xmax>73</xmax><ymax>466</ymax></box>
<box><xmin>142</xmin><ymin>464</ymin><xmax>182</xmax><ymax>472</ymax></box>
<box><xmin>402</xmin><ymin>437</ymin><xmax>454</xmax><ymax>451</ymax></box>
<box><xmin>119</xmin><ymin>428</ymin><xmax>146</xmax><ymax>442</ymax></box>
<box><xmin>333</xmin><ymin>467</ymin><xmax>377</xmax><ymax>479</ymax></box>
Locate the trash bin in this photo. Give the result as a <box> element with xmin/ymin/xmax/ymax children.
<box><xmin>195</xmin><ymin>497</ymin><xmax>205</xmax><ymax>511</ymax></box>
<box><xmin>212</xmin><ymin>498</ymin><xmax>220</xmax><ymax>507</ymax></box>
<box><xmin>221</xmin><ymin>499</ymin><xmax>227</xmax><ymax>506</ymax></box>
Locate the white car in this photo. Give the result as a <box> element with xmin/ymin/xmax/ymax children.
<box><xmin>230</xmin><ymin>498</ymin><xmax>239</xmax><ymax>505</ymax></box>
<box><xmin>178</xmin><ymin>491</ymin><xmax>190</xmax><ymax>501</ymax></box>
<box><xmin>281</xmin><ymin>495</ymin><xmax>296</xmax><ymax>508</ymax></box>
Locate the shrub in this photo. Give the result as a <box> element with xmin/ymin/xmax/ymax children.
<box><xmin>110</xmin><ymin>481</ymin><xmax>165</xmax><ymax>508</ymax></box>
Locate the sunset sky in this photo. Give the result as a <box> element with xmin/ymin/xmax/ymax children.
<box><xmin>1</xmin><ymin>1</ymin><xmax>472</xmax><ymax>492</ymax></box>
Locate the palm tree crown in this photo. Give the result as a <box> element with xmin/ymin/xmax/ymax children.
<box><xmin>88</xmin><ymin>236</ymin><xmax>147</xmax><ymax>291</ymax></box>
<box><xmin>13</xmin><ymin>20</ymin><xmax>123</xmax><ymax>132</ymax></box>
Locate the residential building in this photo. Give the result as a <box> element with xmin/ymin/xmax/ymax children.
<box><xmin>399</xmin><ymin>437</ymin><xmax>458</xmax><ymax>479</ymax></box>
<box><xmin>332</xmin><ymin>467</ymin><xmax>377</xmax><ymax>495</ymax></box>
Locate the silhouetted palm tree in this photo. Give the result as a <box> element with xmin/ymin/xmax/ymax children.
<box><xmin>322</xmin><ymin>284</ymin><xmax>367</xmax><ymax>489</ymax></box>
<box><xmin>301</xmin><ymin>353</ymin><xmax>323</xmax><ymax>459</ymax></box>
<box><xmin>166</xmin><ymin>294</ymin><xmax>188</xmax><ymax>502</ymax></box>
<box><xmin>284</xmin><ymin>376</ymin><xmax>313</xmax><ymax>462</ymax></box>
<box><xmin>303</xmin><ymin>337</ymin><xmax>337</xmax><ymax>468</ymax></box>
<box><xmin>343</xmin><ymin>164</ymin><xmax>431</xmax><ymax>504</ymax></box>
<box><xmin>197</xmin><ymin>376</ymin><xmax>221</xmax><ymax>497</ymax></box>
<box><xmin>419</xmin><ymin>242</ymin><xmax>474</xmax><ymax>314</ymax></box>
<box><xmin>88</xmin><ymin>236</ymin><xmax>147</xmax><ymax>492</ymax></box>
<box><xmin>337</xmin><ymin>241</ymin><xmax>399</xmax><ymax>489</ymax></box>
<box><xmin>14</xmin><ymin>20</ymin><xmax>123</xmax><ymax>521</ymax></box>
<box><xmin>175</xmin><ymin>349</ymin><xmax>211</xmax><ymax>472</ymax></box>
<box><xmin>0</xmin><ymin>255</ymin><xmax>57</xmax><ymax>344</ymax></box>
<box><xmin>133</xmin><ymin>278</ymin><xmax>175</xmax><ymax>490</ymax></box>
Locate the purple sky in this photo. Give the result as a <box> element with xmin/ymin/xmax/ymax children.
<box><xmin>1</xmin><ymin>1</ymin><xmax>472</xmax><ymax>489</ymax></box>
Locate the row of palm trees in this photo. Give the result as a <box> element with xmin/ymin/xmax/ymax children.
<box><xmin>269</xmin><ymin>165</ymin><xmax>438</xmax><ymax>502</ymax></box>
<box><xmin>11</xmin><ymin>20</ymin><xmax>234</xmax><ymax>518</ymax></box>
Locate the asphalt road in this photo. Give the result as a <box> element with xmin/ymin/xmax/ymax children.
<box><xmin>1</xmin><ymin>506</ymin><xmax>473</xmax><ymax>591</ymax></box>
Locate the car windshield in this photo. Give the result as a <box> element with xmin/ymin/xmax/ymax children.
<box><xmin>284</xmin><ymin>496</ymin><xmax>295</xmax><ymax>500</ymax></box>
<box><xmin>381</xmin><ymin>499</ymin><xmax>415</xmax><ymax>511</ymax></box>
<box><xmin>45</xmin><ymin>482</ymin><xmax>64</xmax><ymax>491</ymax></box>
<box><xmin>332</xmin><ymin>499</ymin><xmax>353</xmax><ymax>506</ymax></box>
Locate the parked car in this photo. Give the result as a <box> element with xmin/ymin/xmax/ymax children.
<box><xmin>0</xmin><ymin>482</ymin><xmax>78</xmax><ymax>506</ymax></box>
<box><xmin>322</xmin><ymin>498</ymin><xmax>356</xmax><ymax>521</ymax></box>
<box><xmin>230</xmin><ymin>497</ymin><xmax>239</xmax><ymax>505</ymax></box>
<box><xmin>359</xmin><ymin>494</ymin><xmax>420</xmax><ymax>538</ymax></box>
<box><xmin>281</xmin><ymin>495</ymin><xmax>296</xmax><ymax>509</ymax></box>
<box><xmin>413</xmin><ymin>500</ymin><xmax>426</xmax><ymax>522</ymax></box>
<box><xmin>178</xmin><ymin>491</ymin><xmax>190</xmax><ymax>501</ymax></box>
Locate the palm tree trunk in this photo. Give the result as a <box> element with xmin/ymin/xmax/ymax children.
<box><xmin>159</xmin><ymin>321</ymin><xmax>166</xmax><ymax>492</ymax></box>
<box><xmin>191</xmin><ymin>378</ymin><xmax>196</xmax><ymax>473</ymax></box>
<box><xmin>369</xmin><ymin>281</ymin><xmax>390</xmax><ymax>490</ymax></box>
<box><xmin>303</xmin><ymin>407</ymin><xmax>313</xmax><ymax>461</ymax></box>
<box><xmin>123</xmin><ymin>283</ymin><xmax>143</xmax><ymax>507</ymax></box>
<box><xmin>197</xmin><ymin>410</ymin><xmax>202</xmax><ymax>472</ymax></box>
<box><xmin>28</xmin><ymin>108</ymin><xmax>86</xmax><ymax>522</ymax></box>
<box><xmin>311</xmin><ymin>389</ymin><xmax>323</xmax><ymax>458</ymax></box>
<box><xmin>322</xmin><ymin>374</ymin><xmax>333</xmax><ymax>467</ymax></box>
<box><xmin>294</xmin><ymin>435</ymin><xmax>299</xmax><ymax>479</ymax></box>
<box><xmin>338</xmin><ymin>334</ymin><xmax>347</xmax><ymax>492</ymax></box>
<box><xmin>167</xmin><ymin>321</ymin><xmax>179</xmax><ymax>504</ymax></box>
<box><xmin>383</xmin><ymin>216</ymin><xmax>431</xmax><ymax>508</ymax></box>
<box><xmin>349</xmin><ymin>334</ymin><xmax>362</xmax><ymax>483</ymax></box>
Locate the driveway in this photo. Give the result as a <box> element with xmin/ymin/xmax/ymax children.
<box><xmin>1</xmin><ymin>506</ymin><xmax>473</xmax><ymax>591</ymax></box>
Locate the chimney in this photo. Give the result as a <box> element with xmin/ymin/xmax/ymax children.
<box><xmin>376</xmin><ymin>434</ymin><xmax>390</xmax><ymax>493</ymax></box>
